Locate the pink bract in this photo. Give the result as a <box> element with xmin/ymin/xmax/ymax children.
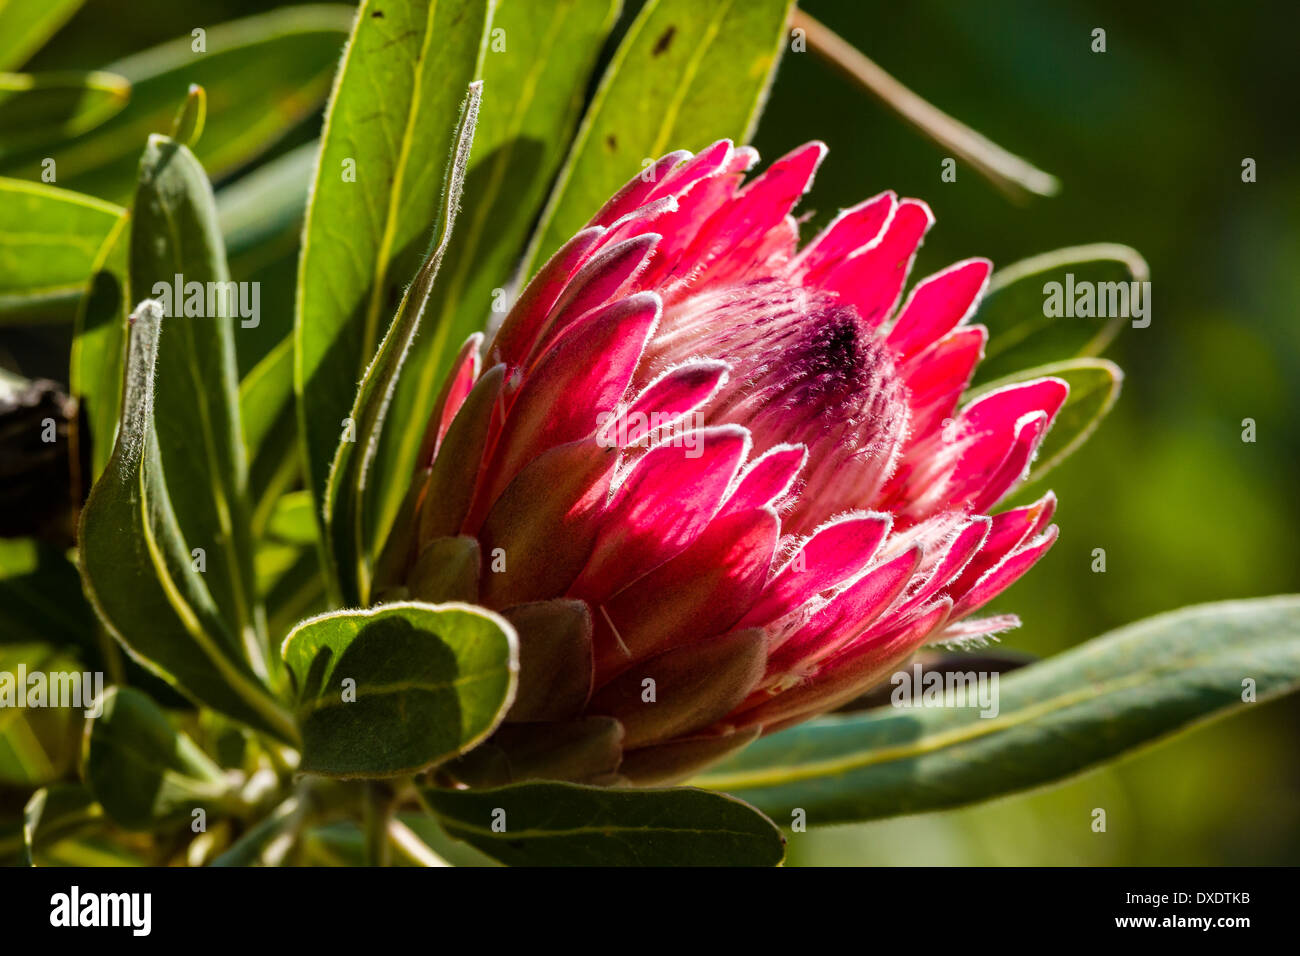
<box><xmin>381</xmin><ymin>140</ymin><xmax>1066</xmax><ymax>786</ymax></box>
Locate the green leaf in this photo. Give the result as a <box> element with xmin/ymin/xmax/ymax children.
<box><xmin>78</xmin><ymin>299</ymin><xmax>297</xmax><ymax>743</ymax></box>
<box><xmin>694</xmin><ymin>596</ymin><xmax>1300</xmax><ymax>825</ymax></box>
<box><xmin>219</xmin><ymin>139</ymin><xmax>317</xmax><ymax>275</ymax></box>
<box><xmin>970</xmin><ymin>358</ymin><xmax>1122</xmax><ymax>486</ymax></box>
<box><xmin>281</xmin><ymin>601</ymin><xmax>518</xmax><ymax>778</ymax></box>
<box><xmin>0</xmin><ymin>5</ymin><xmax>353</xmax><ymax>203</ymax></box>
<box><xmin>0</xmin><ymin>177</ymin><xmax>123</xmax><ymax>323</ymax></box>
<box><xmin>0</xmin><ymin>643</ymin><xmax>86</xmax><ymax>785</ymax></box>
<box><xmin>209</xmin><ymin>794</ymin><xmax>302</xmax><ymax>866</ymax></box>
<box><xmin>423</xmin><ymin>781</ymin><xmax>786</xmax><ymax>866</ymax></box>
<box><xmin>525</xmin><ymin>0</ymin><xmax>794</xmax><ymax>270</ymax></box>
<box><xmin>22</xmin><ymin>785</ymin><xmax>104</xmax><ymax>866</ymax></box>
<box><xmin>294</xmin><ymin>0</ymin><xmax>490</xmax><ymax>565</ymax></box>
<box><xmin>69</xmin><ymin>206</ymin><xmax>129</xmax><ymax>478</ymax></box>
<box><xmin>324</xmin><ymin>83</ymin><xmax>480</xmax><ymax>605</ymax></box>
<box><xmin>972</xmin><ymin>243</ymin><xmax>1149</xmax><ymax>386</ymax></box>
<box><xmin>0</xmin><ymin>0</ymin><xmax>84</xmax><ymax>71</ymax></box>
<box><xmin>170</xmin><ymin>83</ymin><xmax>206</xmax><ymax>148</ymax></box>
<box><xmin>130</xmin><ymin>134</ymin><xmax>262</xmax><ymax>666</ymax></box>
<box><xmin>372</xmin><ymin>0</ymin><xmax>621</xmax><ymax>552</ymax></box>
<box><xmin>84</xmin><ymin>686</ymin><xmax>233</xmax><ymax>831</ymax></box>
<box><xmin>0</xmin><ymin>70</ymin><xmax>129</xmax><ymax>160</ymax></box>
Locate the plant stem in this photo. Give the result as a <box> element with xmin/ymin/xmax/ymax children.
<box><xmin>363</xmin><ymin>781</ymin><xmax>395</xmax><ymax>867</ymax></box>
<box><xmin>792</xmin><ymin>9</ymin><xmax>1060</xmax><ymax>201</ymax></box>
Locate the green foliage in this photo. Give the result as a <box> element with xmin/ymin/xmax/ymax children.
<box><xmin>695</xmin><ymin>597</ymin><xmax>1300</xmax><ymax>825</ymax></box>
<box><xmin>281</xmin><ymin>602</ymin><xmax>518</xmax><ymax>777</ymax></box>
<box><xmin>423</xmin><ymin>781</ymin><xmax>786</xmax><ymax>866</ymax></box>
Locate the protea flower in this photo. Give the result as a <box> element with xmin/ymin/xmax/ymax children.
<box><xmin>377</xmin><ymin>140</ymin><xmax>1065</xmax><ymax>787</ymax></box>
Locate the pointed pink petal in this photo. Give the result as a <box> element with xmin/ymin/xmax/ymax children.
<box><xmin>417</xmin><ymin>364</ymin><xmax>505</xmax><ymax>543</ymax></box>
<box><xmin>768</xmin><ymin>545</ymin><xmax>922</xmax><ymax>665</ymax></box>
<box><xmin>951</xmin><ymin>525</ymin><xmax>1057</xmax><ymax>618</ymax></box>
<box><xmin>602</xmin><ymin>359</ymin><xmax>728</xmax><ymax>449</ymax></box>
<box><xmin>739</xmin><ymin>512</ymin><xmax>893</xmax><ymax>629</ymax></box>
<box><xmin>526</xmin><ymin>234</ymin><xmax>660</xmax><ymax>361</ymax></box>
<box><xmin>887</xmin><ymin>258</ymin><xmax>991</xmax><ymax>360</ymax></box>
<box><xmin>717</xmin><ymin>444</ymin><xmax>807</xmax><ymax>517</ymax></box>
<box><xmin>487</xmin><ymin>226</ymin><xmax>604</xmax><ymax>369</ymax></box>
<box><xmin>584</xmin><ymin>150</ymin><xmax>692</xmax><ymax>228</ymax></box>
<box><xmin>417</xmin><ymin>332</ymin><xmax>482</xmax><ymax>468</ymax></box>
<box><xmin>900</xmin><ymin>326</ymin><xmax>986</xmax><ymax>441</ymax></box>
<box><xmin>823</xmin><ymin>198</ymin><xmax>934</xmax><ymax>328</ymax></box>
<box><xmin>472</xmin><ymin>293</ymin><xmax>659</xmax><ymax>521</ymax></box>
<box><xmin>790</xmin><ymin>191</ymin><xmax>896</xmax><ymax>282</ymax></box>
<box><xmin>477</xmin><ymin>438</ymin><xmax>617</xmax><ymax>606</ymax></box>
<box><xmin>572</xmin><ymin>425</ymin><xmax>751</xmax><ymax>602</ymax></box>
<box><xmin>592</xmin><ymin>507</ymin><xmax>779</xmax><ymax>680</ymax></box>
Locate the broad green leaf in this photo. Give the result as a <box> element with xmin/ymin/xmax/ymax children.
<box><xmin>0</xmin><ymin>643</ymin><xmax>86</xmax><ymax>785</ymax></box>
<box><xmin>78</xmin><ymin>299</ymin><xmax>297</xmax><ymax>742</ymax></box>
<box><xmin>130</xmin><ymin>134</ymin><xmax>262</xmax><ymax>666</ymax></box>
<box><xmin>0</xmin><ymin>70</ymin><xmax>129</xmax><ymax>160</ymax></box>
<box><xmin>0</xmin><ymin>0</ymin><xmax>84</xmax><ymax>71</ymax></box>
<box><xmin>695</xmin><ymin>596</ymin><xmax>1300</xmax><ymax>825</ymax></box>
<box><xmin>69</xmin><ymin>206</ymin><xmax>129</xmax><ymax>478</ymax></box>
<box><xmin>295</xmin><ymin>0</ymin><xmax>490</xmax><ymax>562</ymax></box>
<box><xmin>970</xmin><ymin>358</ymin><xmax>1122</xmax><ymax>486</ymax></box>
<box><xmin>373</xmin><ymin>0</ymin><xmax>620</xmax><ymax>551</ymax></box>
<box><xmin>423</xmin><ymin>781</ymin><xmax>786</xmax><ymax>866</ymax></box>
<box><xmin>22</xmin><ymin>785</ymin><xmax>103</xmax><ymax>866</ymax></box>
<box><xmin>972</xmin><ymin>243</ymin><xmax>1149</xmax><ymax>386</ymax></box>
<box><xmin>525</xmin><ymin>0</ymin><xmax>794</xmax><ymax>269</ymax></box>
<box><xmin>84</xmin><ymin>686</ymin><xmax>234</xmax><ymax>831</ymax></box>
<box><xmin>324</xmin><ymin>83</ymin><xmax>480</xmax><ymax>605</ymax></box>
<box><xmin>0</xmin><ymin>5</ymin><xmax>352</xmax><ymax>203</ymax></box>
<box><xmin>0</xmin><ymin>177</ymin><xmax>122</xmax><ymax>323</ymax></box>
<box><xmin>281</xmin><ymin>602</ymin><xmax>518</xmax><ymax>778</ymax></box>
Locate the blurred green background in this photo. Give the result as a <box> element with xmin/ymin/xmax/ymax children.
<box><xmin>15</xmin><ymin>0</ymin><xmax>1300</xmax><ymax>864</ymax></box>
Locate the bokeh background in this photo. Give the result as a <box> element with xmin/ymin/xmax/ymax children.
<box><xmin>13</xmin><ymin>0</ymin><xmax>1300</xmax><ymax>864</ymax></box>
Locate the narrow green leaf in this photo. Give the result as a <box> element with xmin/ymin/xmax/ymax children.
<box><xmin>0</xmin><ymin>643</ymin><xmax>86</xmax><ymax>785</ymax></box>
<box><xmin>0</xmin><ymin>70</ymin><xmax>129</xmax><ymax>160</ymax></box>
<box><xmin>281</xmin><ymin>602</ymin><xmax>518</xmax><ymax>778</ymax></box>
<box><xmin>69</xmin><ymin>206</ymin><xmax>129</xmax><ymax>478</ymax></box>
<box><xmin>0</xmin><ymin>5</ymin><xmax>353</xmax><ymax>203</ymax></box>
<box><xmin>525</xmin><ymin>0</ymin><xmax>794</xmax><ymax>270</ymax></box>
<box><xmin>695</xmin><ymin>596</ymin><xmax>1300</xmax><ymax>825</ymax></box>
<box><xmin>295</xmin><ymin>0</ymin><xmax>490</xmax><ymax>561</ymax></box>
<box><xmin>209</xmin><ymin>794</ymin><xmax>303</xmax><ymax>866</ymax></box>
<box><xmin>78</xmin><ymin>300</ymin><xmax>297</xmax><ymax>742</ymax></box>
<box><xmin>219</xmin><ymin>139</ymin><xmax>317</xmax><ymax>274</ymax></box>
<box><xmin>973</xmin><ymin>243</ymin><xmax>1149</xmax><ymax>386</ymax></box>
<box><xmin>424</xmin><ymin>781</ymin><xmax>786</xmax><ymax>866</ymax></box>
<box><xmin>0</xmin><ymin>0</ymin><xmax>84</xmax><ymax>71</ymax></box>
<box><xmin>170</xmin><ymin>83</ymin><xmax>207</xmax><ymax>148</ymax></box>
<box><xmin>0</xmin><ymin>177</ymin><xmax>122</xmax><ymax>323</ymax></box>
<box><xmin>130</xmin><ymin>134</ymin><xmax>262</xmax><ymax>666</ymax></box>
<box><xmin>372</xmin><ymin>0</ymin><xmax>621</xmax><ymax>549</ymax></box>
<box><xmin>324</xmin><ymin>83</ymin><xmax>480</xmax><ymax>605</ymax></box>
<box><xmin>971</xmin><ymin>358</ymin><xmax>1122</xmax><ymax>486</ymax></box>
<box><xmin>84</xmin><ymin>686</ymin><xmax>233</xmax><ymax>831</ymax></box>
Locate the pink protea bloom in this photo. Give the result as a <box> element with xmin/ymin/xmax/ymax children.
<box><xmin>380</xmin><ymin>140</ymin><xmax>1065</xmax><ymax>786</ymax></box>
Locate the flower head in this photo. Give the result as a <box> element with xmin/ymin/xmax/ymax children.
<box><xmin>379</xmin><ymin>141</ymin><xmax>1065</xmax><ymax>786</ymax></box>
